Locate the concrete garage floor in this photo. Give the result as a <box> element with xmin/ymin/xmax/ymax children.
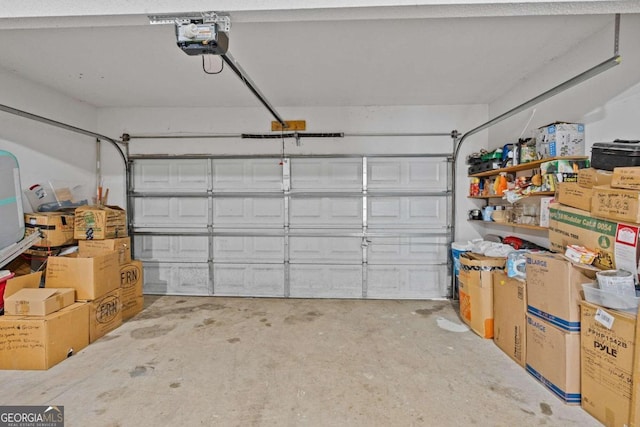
<box><xmin>0</xmin><ymin>297</ymin><xmax>600</xmax><ymax>427</ymax></box>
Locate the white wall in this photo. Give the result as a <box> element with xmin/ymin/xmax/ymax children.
<box><xmin>98</xmin><ymin>104</ymin><xmax>488</xmax><ymax>241</ymax></box>
<box><xmin>0</xmin><ymin>71</ymin><xmax>99</xmax><ymax>212</ymax></box>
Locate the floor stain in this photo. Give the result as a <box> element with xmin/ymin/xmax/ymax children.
<box><xmin>203</xmin><ymin>318</ymin><xmax>216</xmax><ymax>325</ymax></box>
<box><xmin>94</xmin><ymin>409</ymin><xmax>106</xmax><ymax>415</ymax></box>
<box><xmin>265</xmin><ymin>323</ymin><xmax>272</xmax><ymax>327</ymax></box>
<box><xmin>227</xmin><ymin>337</ymin><xmax>240</xmax><ymax>344</ymax></box>
<box><xmin>520</xmin><ymin>408</ymin><xmax>535</xmax><ymax>416</ymax></box>
<box><xmin>130</xmin><ymin>324</ymin><xmax>176</xmax><ymax>340</ymax></box>
<box><xmin>540</xmin><ymin>402</ymin><xmax>553</xmax><ymax>416</ymax></box>
<box><xmin>414</xmin><ymin>302</ymin><xmax>447</xmax><ymax>317</ymax></box>
<box><xmin>129</xmin><ymin>365</ymin><xmax>155</xmax><ymax>378</ymax></box>
<box><xmin>488</xmin><ymin>383</ymin><xmax>526</xmax><ymax>403</ymax></box>
<box><xmin>175</xmin><ymin>300</ymin><xmax>186</xmax><ymax>304</ymax></box>
<box><xmin>170</xmin><ymin>382</ymin><xmax>181</xmax><ymax>389</ymax></box>
<box><xmin>260</xmin><ymin>318</ymin><xmax>268</xmax><ymax>322</ymax></box>
<box><xmin>97</xmin><ymin>388</ymin><xmax>127</xmax><ymax>402</ymax></box>
<box><xmin>284</xmin><ymin>311</ymin><xmax>323</xmax><ymax>324</ymax></box>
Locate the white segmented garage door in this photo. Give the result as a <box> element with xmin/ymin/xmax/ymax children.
<box><xmin>130</xmin><ymin>155</ymin><xmax>452</xmax><ymax>299</ymax></box>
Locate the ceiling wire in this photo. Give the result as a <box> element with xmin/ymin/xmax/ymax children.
<box><xmin>202</xmin><ymin>55</ymin><xmax>224</xmax><ymax>75</ymax></box>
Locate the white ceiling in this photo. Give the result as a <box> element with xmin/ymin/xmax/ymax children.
<box><xmin>0</xmin><ymin>3</ymin><xmax>636</xmax><ymax>109</ymax></box>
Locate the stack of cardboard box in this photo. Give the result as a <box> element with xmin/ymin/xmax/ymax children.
<box><xmin>0</xmin><ymin>205</ymin><xmax>145</xmax><ymax>370</ymax></box>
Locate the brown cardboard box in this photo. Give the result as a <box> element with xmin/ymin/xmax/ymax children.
<box><xmin>0</xmin><ymin>302</ymin><xmax>89</xmax><ymax>370</ymax></box>
<box><xmin>45</xmin><ymin>252</ymin><xmax>120</xmax><ymax>300</ymax></box>
<box><xmin>79</xmin><ymin>237</ymin><xmax>132</xmax><ymax>265</ymax></box>
<box><xmin>578</xmin><ymin>168</ymin><xmax>613</xmax><ymax>189</ymax></box>
<box><xmin>74</xmin><ymin>205</ymin><xmax>127</xmax><ymax>240</ymax></box>
<box><xmin>580</xmin><ymin>301</ymin><xmax>636</xmax><ymax>427</ymax></box>
<box><xmin>548</xmin><ymin>204</ymin><xmax>640</xmax><ymax>275</ymax></box>
<box><xmin>24</xmin><ymin>212</ymin><xmax>76</xmax><ymax>248</ymax></box>
<box><xmin>525</xmin><ymin>252</ymin><xmax>598</xmax><ymax>332</ymax></box>
<box><xmin>4</xmin><ymin>288</ymin><xmax>75</xmax><ymax>316</ymax></box>
<box><xmin>3</xmin><ymin>272</ymin><xmax>42</xmax><ymax>298</ymax></box>
<box><xmin>611</xmin><ymin>167</ymin><xmax>640</xmax><ymax>190</ymax></box>
<box><xmin>85</xmin><ymin>288</ymin><xmax>122</xmax><ymax>343</ymax></box>
<box><xmin>120</xmin><ymin>260</ymin><xmax>144</xmax><ymax>320</ymax></box>
<box><xmin>458</xmin><ymin>253</ymin><xmax>505</xmax><ymax>339</ymax></box>
<box><xmin>591</xmin><ymin>185</ymin><xmax>640</xmax><ymax>223</ymax></box>
<box><xmin>526</xmin><ymin>315</ymin><xmax>581</xmax><ymax>405</ymax></box>
<box><xmin>556</xmin><ymin>182</ymin><xmax>593</xmax><ymax>212</ymax></box>
<box><xmin>492</xmin><ymin>271</ymin><xmax>526</xmax><ymax>367</ymax></box>
<box><xmin>631</xmin><ymin>305</ymin><xmax>640</xmax><ymax>427</ymax></box>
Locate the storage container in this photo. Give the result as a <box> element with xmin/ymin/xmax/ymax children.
<box><xmin>591</xmin><ymin>140</ymin><xmax>640</xmax><ymax>171</ymax></box>
<box><xmin>0</xmin><ymin>150</ymin><xmax>25</xmax><ymax>249</ymax></box>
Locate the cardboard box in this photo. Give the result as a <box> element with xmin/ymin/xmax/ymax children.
<box><xmin>556</xmin><ymin>182</ymin><xmax>593</xmax><ymax>212</ymax></box>
<box><xmin>120</xmin><ymin>260</ymin><xmax>144</xmax><ymax>321</ymax></box>
<box><xmin>0</xmin><ymin>302</ymin><xmax>89</xmax><ymax>370</ymax></box>
<box><xmin>591</xmin><ymin>185</ymin><xmax>640</xmax><ymax>224</ymax></box>
<box><xmin>540</xmin><ymin>158</ymin><xmax>590</xmax><ymax>175</ymax></box>
<box><xmin>458</xmin><ymin>253</ymin><xmax>505</xmax><ymax>339</ymax></box>
<box><xmin>526</xmin><ymin>252</ymin><xmax>598</xmax><ymax>332</ymax></box>
<box><xmin>578</xmin><ymin>168</ymin><xmax>613</xmax><ymax>189</ymax></box>
<box><xmin>4</xmin><ymin>288</ymin><xmax>75</xmax><ymax>316</ymax></box>
<box><xmin>580</xmin><ymin>301</ymin><xmax>636</xmax><ymax>427</ymax></box>
<box><xmin>79</xmin><ymin>237</ymin><xmax>132</xmax><ymax>265</ymax></box>
<box><xmin>536</xmin><ymin>122</ymin><xmax>585</xmax><ymax>158</ymax></box>
<box><xmin>24</xmin><ymin>212</ymin><xmax>76</xmax><ymax>248</ymax></box>
<box><xmin>74</xmin><ymin>205</ymin><xmax>127</xmax><ymax>240</ymax></box>
<box><xmin>3</xmin><ymin>272</ymin><xmax>42</xmax><ymax>299</ymax></box>
<box><xmin>526</xmin><ymin>315</ymin><xmax>581</xmax><ymax>404</ymax></box>
<box><xmin>539</xmin><ymin>196</ymin><xmax>555</xmax><ymax>228</ymax></box>
<box><xmin>85</xmin><ymin>288</ymin><xmax>122</xmax><ymax>343</ymax></box>
<box><xmin>548</xmin><ymin>204</ymin><xmax>640</xmax><ymax>275</ymax></box>
<box><xmin>611</xmin><ymin>167</ymin><xmax>640</xmax><ymax>190</ymax></box>
<box><xmin>492</xmin><ymin>271</ymin><xmax>526</xmax><ymax>367</ymax></box>
<box><xmin>45</xmin><ymin>252</ymin><xmax>120</xmax><ymax>300</ymax></box>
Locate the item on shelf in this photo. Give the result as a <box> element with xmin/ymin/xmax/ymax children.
<box><xmin>596</xmin><ymin>270</ymin><xmax>636</xmax><ymax>297</ymax></box>
<box><xmin>482</xmin><ymin>205</ymin><xmax>495</xmax><ymax>222</ymax></box>
<box><xmin>502</xmin><ymin>236</ymin><xmax>546</xmax><ymax>251</ymax></box>
<box><xmin>468</xmin><ymin>160</ymin><xmax>501</xmax><ymax>175</ymax></box>
<box><xmin>591</xmin><ymin>139</ymin><xmax>640</xmax><ymax>171</ymax></box>
<box><xmin>469</xmin><ymin>177</ymin><xmax>480</xmax><ymax>197</ymax></box>
<box><xmin>468</xmin><ymin>209</ymin><xmax>483</xmax><ymax>221</ymax></box>
<box><xmin>506</xmin><ymin>250</ymin><xmax>529</xmax><ymax>279</ymax></box>
<box><xmin>536</xmin><ymin>122</ymin><xmax>585</xmax><ymax>158</ymax></box>
<box><xmin>564</xmin><ymin>245</ymin><xmax>597</xmax><ymax>265</ymax></box>
<box><xmin>518</xmin><ymin>138</ymin><xmax>538</xmax><ymax>163</ymax></box>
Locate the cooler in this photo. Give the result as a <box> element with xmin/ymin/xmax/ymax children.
<box><xmin>591</xmin><ymin>140</ymin><xmax>640</xmax><ymax>171</ymax></box>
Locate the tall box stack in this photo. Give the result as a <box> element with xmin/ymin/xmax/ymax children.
<box><xmin>78</xmin><ymin>236</ymin><xmax>144</xmax><ymax>321</ymax></box>
<box><xmin>492</xmin><ymin>271</ymin><xmax>526</xmax><ymax>367</ymax></box>
<box><xmin>458</xmin><ymin>253</ymin><xmax>506</xmax><ymax>339</ymax></box>
<box><xmin>580</xmin><ymin>302</ymin><xmax>636</xmax><ymax>427</ymax></box>
<box><xmin>524</xmin><ymin>252</ymin><xmax>598</xmax><ymax>405</ymax></box>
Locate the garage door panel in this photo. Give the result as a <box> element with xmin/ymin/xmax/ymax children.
<box><xmin>291</xmin><ymin>158</ymin><xmax>362</xmax><ymax>191</ymax></box>
<box><xmin>134</xmin><ymin>235</ymin><xmax>209</xmax><ymax>262</ymax></box>
<box><xmin>214</xmin><ymin>236</ymin><xmax>284</xmax><ymax>262</ymax></box>
<box><xmin>367</xmin><ymin>265</ymin><xmax>447</xmax><ymax>299</ymax></box>
<box><xmin>214</xmin><ymin>198</ymin><xmax>284</xmax><ymax>227</ymax></box>
<box><xmin>143</xmin><ymin>262</ymin><xmax>211</xmax><ymax>295</ymax></box>
<box><xmin>134</xmin><ymin>159</ymin><xmax>209</xmax><ymax>191</ymax></box>
<box><xmin>367</xmin><ymin>196</ymin><xmax>447</xmax><ymax>228</ymax></box>
<box><xmin>289</xmin><ymin>236</ymin><xmax>362</xmax><ymax>263</ymax></box>
<box><xmin>214</xmin><ymin>264</ymin><xmax>284</xmax><ymax>297</ymax></box>
<box><xmin>134</xmin><ymin>198</ymin><xmax>209</xmax><ymax>227</ymax></box>
<box><xmin>367</xmin><ymin>236</ymin><xmax>448</xmax><ymax>264</ymax></box>
<box><xmin>290</xmin><ymin>198</ymin><xmax>362</xmax><ymax>227</ymax></box>
<box><xmin>368</xmin><ymin>158</ymin><xmax>447</xmax><ymax>190</ymax></box>
<box><xmin>213</xmin><ymin>159</ymin><xmax>282</xmax><ymax>191</ymax></box>
<box><xmin>290</xmin><ymin>265</ymin><xmax>362</xmax><ymax>298</ymax></box>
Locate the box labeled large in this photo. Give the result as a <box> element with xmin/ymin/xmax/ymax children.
<box><xmin>591</xmin><ymin>185</ymin><xmax>640</xmax><ymax>224</ymax></box>
<box><xmin>4</xmin><ymin>288</ymin><xmax>74</xmax><ymax>316</ymax></box>
<box><xmin>79</xmin><ymin>237</ymin><xmax>131</xmax><ymax>265</ymax></box>
<box><xmin>526</xmin><ymin>315</ymin><xmax>581</xmax><ymax>405</ymax></box>
<box><xmin>536</xmin><ymin>122</ymin><xmax>585</xmax><ymax>158</ymax></box>
<box><xmin>24</xmin><ymin>212</ymin><xmax>75</xmax><ymax>248</ymax></box>
<box><xmin>580</xmin><ymin>301</ymin><xmax>636</xmax><ymax>427</ymax></box>
<box><xmin>548</xmin><ymin>204</ymin><xmax>640</xmax><ymax>275</ymax></box>
<box><xmin>74</xmin><ymin>205</ymin><xmax>127</xmax><ymax>240</ymax></box>
<box><xmin>458</xmin><ymin>253</ymin><xmax>505</xmax><ymax>339</ymax></box>
<box><xmin>611</xmin><ymin>167</ymin><xmax>640</xmax><ymax>190</ymax></box>
<box><xmin>578</xmin><ymin>168</ymin><xmax>613</xmax><ymax>189</ymax></box>
<box><xmin>120</xmin><ymin>260</ymin><xmax>144</xmax><ymax>320</ymax></box>
<box><xmin>526</xmin><ymin>252</ymin><xmax>597</xmax><ymax>332</ymax></box>
<box><xmin>85</xmin><ymin>288</ymin><xmax>122</xmax><ymax>343</ymax></box>
<box><xmin>492</xmin><ymin>271</ymin><xmax>526</xmax><ymax>367</ymax></box>
<box><xmin>45</xmin><ymin>252</ymin><xmax>120</xmax><ymax>300</ymax></box>
<box><xmin>0</xmin><ymin>302</ymin><xmax>89</xmax><ymax>370</ymax></box>
<box><xmin>556</xmin><ymin>182</ymin><xmax>592</xmax><ymax>212</ymax></box>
